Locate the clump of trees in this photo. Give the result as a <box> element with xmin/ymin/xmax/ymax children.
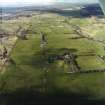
<box><xmin>40</xmin><ymin>32</ymin><xmax>48</xmax><ymax>56</ymax></box>
<box><xmin>0</xmin><ymin>46</ymin><xmax>8</xmax><ymax>60</ymax></box>
<box><xmin>20</xmin><ymin>29</ymin><xmax>28</xmax><ymax>40</ymax></box>
<box><xmin>16</xmin><ymin>26</ymin><xmax>28</xmax><ymax>40</ymax></box>
<box><xmin>40</xmin><ymin>32</ymin><xmax>48</xmax><ymax>49</ymax></box>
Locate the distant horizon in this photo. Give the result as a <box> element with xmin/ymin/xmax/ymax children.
<box><xmin>0</xmin><ymin>0</ymin><xmax>99</xmax><ymax>7</ymax></box>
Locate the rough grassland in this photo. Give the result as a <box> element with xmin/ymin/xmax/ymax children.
<box><xmin>0</xmin><ymin>13</ymin><xmax>105</xmax><ymax>105</ymax></box>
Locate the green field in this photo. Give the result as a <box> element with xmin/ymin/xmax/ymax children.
<box><xmin>0</xmin><ymin>13</ymin><xmax>105</xmax><ymax>105</ymax></box>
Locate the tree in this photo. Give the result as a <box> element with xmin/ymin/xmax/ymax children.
<box><xmin>40</xmin><ymin>32</ymin><xmax>47</xmax><ymax>50</ymax></box>
<box><xmin>2</xmin><ymin>46</ymin><xmax>8</xmax><ymax>59</ymax></box>
<box><xmin>16</xmin><ymin>26</ymin><xmax>28</xmax><ymax>40</ymax></box>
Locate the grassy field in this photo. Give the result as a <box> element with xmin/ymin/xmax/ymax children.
<box><xmin>0</xmin><ymin>13</ymin><xmax>105</xmax><ymax>105</ymax></box>
<box><xmin>77</xmin><ymin>56</ymin><xmax>105</xmax><ymax>70</ymax></box>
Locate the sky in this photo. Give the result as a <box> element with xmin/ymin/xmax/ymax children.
<box><xmin>0</xmin><ymin>0</ymin><xmax>99</xmax><ymax>7</ymax></box>
<box><xmin>57</xmin><ymin>0</ymin><xmax>98</xmax><ymax>3</ymax></box>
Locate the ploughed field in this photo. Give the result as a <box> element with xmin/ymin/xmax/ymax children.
<box><xmin>0</xmin><ymin>13</ymin><xmax>105</xmax><ymax>105</ymax></box>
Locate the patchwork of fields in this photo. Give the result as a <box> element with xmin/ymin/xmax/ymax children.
<box><xmin>0</xmin><ymin>13</ymin><xmax>105</xmax><ymax>105</ymax></box>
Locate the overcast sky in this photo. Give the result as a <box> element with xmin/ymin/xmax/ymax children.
<box><xmin>0</xmin><ymin>0</ymin><xmax>99</xmax><ymax>7</ymax></box>
<box><xmin>57</xmin><ymin>0</ymin><xmax>98</xmax><ymax>3</ymax></box>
